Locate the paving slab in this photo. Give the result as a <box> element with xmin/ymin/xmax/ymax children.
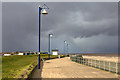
<box><xmin>41</xmin><ymin>57</ymin><xmax>118</xmax><ymax>78</ymax></box>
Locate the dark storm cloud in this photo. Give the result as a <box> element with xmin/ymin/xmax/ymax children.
<box><xmin>2</xmin><ymin>2</ymin><xmax>118</xmax><ymax>53</ymax></box>
<box><xmin>42</xmin><ymin>2</ymin><xmax>118</xmax><ymax>38</ymax></box>
<box><xmin>2</xmin><ymin>2</ymin><xmax>39</xmax><ymax>52</ymax></box>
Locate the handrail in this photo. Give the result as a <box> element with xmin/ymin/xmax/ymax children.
<box><xmin>70</xmin><ymin>56</ymin><xmax>119</xmax><ymax>74</ymax></box>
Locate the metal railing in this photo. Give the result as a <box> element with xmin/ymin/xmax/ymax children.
<box><xmin>70</xmin><ymin>56</ymin><xmax>120</xmax><ymax>74</ymax></box>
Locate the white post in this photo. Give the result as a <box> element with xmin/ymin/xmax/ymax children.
<box><xmin>58</xmin><ymin>55</ymin><xmax>60</xmax><ymax>59</ymax></box>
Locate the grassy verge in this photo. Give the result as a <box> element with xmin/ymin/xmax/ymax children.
<box><xmin>2</xmin><ymin>54</ymin><xmax>64</xmax><ymax>79</ymax></box>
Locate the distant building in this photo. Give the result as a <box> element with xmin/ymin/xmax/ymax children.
<box><xmin>52</xmin><ymin>50</ymin><xmax>58</xmax><ymax>55</ymax></box>
<box><xmin>4</xmin><ymin>54</ymin><xmax>11</xmax><ymax>56</ymax></box>
<box><xmin>18</xmin><ymin>52</ymin><xmax>24</xmax><ymax>55</ymax></box>
<box><xmin>2</xmin><ymin>52</ymin><xmax>12</xmax><ymax>56</ymax></box>
<box><xmin>1</xmin><ymin>51</ymin><xmax>37</xmax><ymax>56</ymax></box>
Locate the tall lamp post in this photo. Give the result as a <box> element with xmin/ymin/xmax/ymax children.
<box><xmin>64</xmin><ymin>40</ymin><xmax>67</xmax><ymax>53</ymax></box>
<box><xmin>48</xmin><ymin>33</ymin><xmax>53</xmax><ymax>59</ymax></box>
<box><xmin>67</xmin><ymin>44</ymin><xmax>69</xmax><ymax>53</ymax></box>
<box><xmin>38</xmin><ymin>4</ymin><xmax>49</xmax><ymax>69</ymax></box>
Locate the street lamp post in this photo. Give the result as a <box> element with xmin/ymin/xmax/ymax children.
<box><xmin>67</xmin><ymin>44</ymin><xmax>69</xmax><ymax>53</ymax></box>
<box><xmin>38</xmin><ymin>4</ymin><xmax>48</xmax><ymax>69</ymax></box>
<box><xmin>48</xmin><ymin>33</ymin><xmax>53</xmax><ymax>59</ymax></box>
<box><xmin>64</xmin><ymin>40</ymin><xmax>67</xmax><ymax>53</ymax></box>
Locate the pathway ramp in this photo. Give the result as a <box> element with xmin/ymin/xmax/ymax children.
<box><xmin>41</xmin><ymin>57</ymin><xmax>118</xmax><ymax>78</ymax></box>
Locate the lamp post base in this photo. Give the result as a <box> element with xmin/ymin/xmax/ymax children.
<box><xmin>38</xmin><ymin>53</ymin><xmax>40</xmax><ymax>69</ymax></box>
<box><xmin>48</xmin><ymin>54</ymin><xmax>50</xmax><ymax>60</ymax></box>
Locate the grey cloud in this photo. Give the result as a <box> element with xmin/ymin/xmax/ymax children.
<box><xmin>2</xmin><ymin>2</ymin><xmax>118</xmax><ymax>53</ymax></box>
<box><xmin>41</xmin><ymin>2</ymin><xmax>118</xmax><ymax>39</ymax></box>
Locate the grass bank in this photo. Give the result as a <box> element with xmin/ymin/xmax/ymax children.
<box><xmin>2</xmin><ymin>54</ymin><xmax>64</xmax><ymax>79</ymax></box>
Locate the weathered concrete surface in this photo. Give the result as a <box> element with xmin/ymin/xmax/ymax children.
<box><xmin>41</xmin><ymin>57</ymin><xmax>118</xmax><ymax>78</ymax></box>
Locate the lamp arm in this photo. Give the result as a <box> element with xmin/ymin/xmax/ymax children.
<box><xmin>41</xmin><ymin>4</ymin><xmax>49</xmax><ymax>10</ymax></box>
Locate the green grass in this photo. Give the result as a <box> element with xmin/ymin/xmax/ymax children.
<box><xmin>2</xmin><ymin>54</ymin><xmax>64</xmax><ymax>79</ymax></box>
<box><xmin>2</xmin><ymin>55</ymin><xmax>38</xmax><ymax>78</ymax></box>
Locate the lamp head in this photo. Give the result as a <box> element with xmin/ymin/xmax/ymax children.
<box><xmin>49</xmin><ymin>33</ymin><xmax>53</xmax><ymax>38</ymax></box>
<box><xmin>64</xmin><ymin>40</ymin><xmax>67</xmax><ymax>44</ymax></box>
<box><xmin>50</xmin><ymin>34</ymin><xmax>53</xmax><ymax>38</ymax></box>
<box><xmin>42</xmin><ymin>9</ymin><xmax>48</xmax><ymax>15</ymax></box>
<box><xmin>67</xmin><ymin>44</ymin><xmax>69</xmax><ymax>46</ymax></box>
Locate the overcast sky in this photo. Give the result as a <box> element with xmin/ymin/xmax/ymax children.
<box><xmin>2</xmin><ymin>2</ymin><xmax>118</xmax><ymax>53</ymax></box>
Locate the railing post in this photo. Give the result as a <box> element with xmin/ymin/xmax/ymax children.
<box><xmin>82</xmin><ymin>58</ymin><xmax>83</xmax><ymax>64</ymax></box>
<box><xmin>83</xmin><ymin>59</ymin><xmax>85</xmax><ymax>65</ymax></box>
<box><xmin>116</xmin><ymin>62</ymin><xmax>118</xmax><ymax>74</ymax></box>
<box><xmin>87</xmin><ymin>59</ymin><xmax>89</xmax><ymax>65</ymax></box>
<box><xmin>85</xmin><ymin>59</ymin><xmax>86</xmax><ymax>65</ymax></box>
<box><xmin>104</xmin><ymin>61</ymin><xmax>105</xmax><ymax>70</ymax></box>
<box><xmin>91</xmin><ymin>59</ymin><xmax>92</xmax><ymax>66</ymax></box>
<box><xmin>83</xmin><ymin>59</ymin><xmax>84</xmax><ymax>64</ymax></box>
<box><xmin>84</xmin><ymin>59</ymin><xmax>85</xmax><ymax>65</ymax></box>
<box><xmin>87</xmin><ymin>59</ymin><xmax>88</xmax><ymax>65</ymax></box>
<box><xmin>95</xmin><ymin>60</ymin><xmax>96</xmax><ymax>67</ymax></box>
<box><xmin>99</xmin><ymin>60</ymin><xmax>100</xmax><ymax>69</ymax></box>
<box><xmin>76</xmin><ymin>57</ymin><xmax>77</xmax><ymax>62</ymax></box>
<box><xmin>109</xmin><ymin>61</ymin><xmax>110</xmax><ymax>72</ymax></box>
<box><xmin>81</xmin><ymin>58</ymin><xmax>82</xmax><ymax>64</ymax></box>
<box><xmin>89</xmin><ymin>59</ymin><xmax>90</xmax><ymax>66</ymax></box>
<box><xmin>78</xmin><ymin>57</ymin><xmax>79</xmax><ymax>63</ymax></box>
<box><xmin>80</xmin><ymin>58</ymin><xmax>81</xmax><ymax>64</ymax></box>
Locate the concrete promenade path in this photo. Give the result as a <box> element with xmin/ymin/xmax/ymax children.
<box><xmin>41</xmin><ymin>57</ymin><xmax>118</xmax><ymax>78</ymax></box>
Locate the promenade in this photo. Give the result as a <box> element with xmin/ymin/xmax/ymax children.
<box><xmin>41</xmin><ymin>57</ymin><xmax>118</xmax><ymax>78</ymax></box>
